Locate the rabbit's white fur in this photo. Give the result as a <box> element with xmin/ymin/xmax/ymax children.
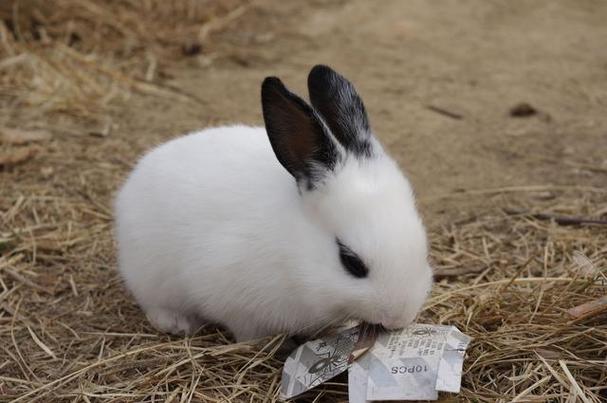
<box><xmin>115</xmin><ymin>66</ymin><xmax>433</xmax><ymax>341</ymax></box>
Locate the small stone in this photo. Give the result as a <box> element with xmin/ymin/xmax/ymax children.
<box><xmin>182</xmin><ymin>41</ymin><xmax>203</xmax><ymax>56</ymax></box>
<box><xmin>509</xmin><ymin>102</ymin><xmax>537</xmax><ymax>117</ymax></box>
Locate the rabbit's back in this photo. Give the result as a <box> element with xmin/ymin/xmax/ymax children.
<box><xmin>114</xmin><ymin>126</ymin><xmax>302</xmax><ymax>313</ymax></box>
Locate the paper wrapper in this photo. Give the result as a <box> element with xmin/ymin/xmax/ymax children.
<box><xmin>280</xmin><ymin>326</ymin><xmax>360</xmax><ymax>399</ymax></box>
<box><xmin>281</xmin><ymin>324</ymin><xmax>471</xmax><ymax>401</ymax></box>
<box><xmin>350</xmin><ymin>324</ymin><xmax>471</xmax><ymax>402</ymax></box>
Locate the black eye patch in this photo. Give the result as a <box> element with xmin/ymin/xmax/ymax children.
<box><xmin>336</xmin><ymin>239</ymin><xmax>369</xmax><ymax>278</ymax></box>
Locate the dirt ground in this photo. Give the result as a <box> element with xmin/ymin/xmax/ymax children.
<box><xmin>113</xmin><ymin>0</ymin><xmax>607</xmax><ymax>225</ymax></box>
<box><xmin>1</xmin><ymin>0</ymin><xmax>606</xmax><ymax>401</ymax></box>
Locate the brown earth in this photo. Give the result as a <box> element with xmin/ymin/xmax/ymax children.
<box><xmin>112</xmin><ymin>0</ymin><xmax>607</xmax><ymax>225</ymax></box>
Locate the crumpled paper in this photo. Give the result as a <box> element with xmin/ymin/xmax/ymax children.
<box><xmin>281</xmin><ymin>324</ymin><xmax>471</xmax><ymax>401</ymax></box>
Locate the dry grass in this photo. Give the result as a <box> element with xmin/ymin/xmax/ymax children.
<box><xmin>0</xmin><ymin>0</ymin><xmax>248</xmax><ymax>127</ymax></box>
<box><xmin>426</xmin><ymin>194</ymin><xmax>607</xmax><ymax>402</ymax></box>
<box><xmin>1</xmin><ymin>1</ymin><xmax>607</xmax><ymax>402</ymax></box>
<box><xmin>2</xmin><ymin>177</ymin><xmax>606</xmax><ymax>402</ymax></box>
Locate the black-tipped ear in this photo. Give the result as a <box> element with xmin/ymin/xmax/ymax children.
<box><xmin>261</xmin><ymin>76</ymin><xmax>339</xmax><ymax>185</ymax></box>
<box><xmin>308</xmin><ymin>65</ymin><xmax>372</xmax><ymax>156</ymax></box>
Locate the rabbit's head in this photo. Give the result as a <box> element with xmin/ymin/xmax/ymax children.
<box><xmin>262</xmin><ymin>65</ymin><xmax>432</xmax><ymax>330</ymax></box>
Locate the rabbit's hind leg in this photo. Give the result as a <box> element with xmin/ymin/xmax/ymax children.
<box><xmin>145</xmin><ymin>307</ymin><xmax>200</xmax><ymax>335</ymax></box>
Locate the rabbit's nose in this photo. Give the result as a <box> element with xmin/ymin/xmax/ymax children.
<box><xmin>381</xmin><ymin>312</ymin><xmax>416</xmax><ymax>330</ymax></box>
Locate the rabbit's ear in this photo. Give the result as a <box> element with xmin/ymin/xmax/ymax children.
<box><xmin>262</xmin><ymin>76</ymin><xmax>339</xmax><ymax>185</ymax></box>
<box><xmin>307</xmin><ymin>65</ymin><xmax>372</xmax><ymax>157</ymax></box>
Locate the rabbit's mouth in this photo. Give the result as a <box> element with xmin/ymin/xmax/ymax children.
<box><xmin>361</xmin><ymin>309</ymin><xmax>418</xmax><ymax>331</ymax></box>
<box><xmin>360</xmin><ymin>321</ymin><xmax>389</xmax><ymax>332</ymax></box>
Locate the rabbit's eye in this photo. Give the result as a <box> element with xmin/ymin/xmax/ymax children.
<box><xmin>336</xmin><ymin>239</ymin><xmax>368</xmax><ymax>278</ymax></box>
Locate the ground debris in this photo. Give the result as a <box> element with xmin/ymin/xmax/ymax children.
<box><xmin>0</xmin><ymin>146</ymin><xmax>38</xmax><ymax>166</ymax></box>
<box><xmin>504</xmin><ymin>207</ymin><xmax>607</xmax><ymax>226</ymax></box>
<box><xmin>568</xmin><ymin>296</ymin><xmax>607</xmax><ymax>320</ymax></box>
<box><xmin>0</xmin><ymin>128</ymin><xmax>52</xmax><ymax>145</ymax></box>
<box><xmin>426</xmin><ymin>105</ymin><xmax>464</xmax><ymax>120</ymax></box>
<box><xmin>509</xmin><ymin>102</ymin><xmax>538</xmax><ymax>117</ymax></box>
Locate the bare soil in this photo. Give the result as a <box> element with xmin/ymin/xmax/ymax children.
<box><xmin>113</xmin><ymin>0</ymin><xmax>607</xmax><ymax>224</ymax></box>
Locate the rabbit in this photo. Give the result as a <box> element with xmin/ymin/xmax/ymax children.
<box><xmin>114</xmin><ymin>65</ymin><xmax>433</xmax><ymax>342</ymax></box>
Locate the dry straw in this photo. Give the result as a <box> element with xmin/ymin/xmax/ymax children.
<box><xmin>0</xmin><ymin>0</ymin><xmax>247</xmax><ymax>125</ymax></box>
<box><xmin>2</xmin><ymin>179</ymin><xmax>605</xmax><ymax>402</ymax></box>
<box><xmin>1</xmin><ymin>1</ymin><xmax>606</xmax><ymax>402</ymax></box>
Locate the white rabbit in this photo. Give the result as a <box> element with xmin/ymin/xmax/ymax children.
<box><xmin>114</xmin><ymin>65</ymin><xmax>433</xmax><ymax>342</ymax></box>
